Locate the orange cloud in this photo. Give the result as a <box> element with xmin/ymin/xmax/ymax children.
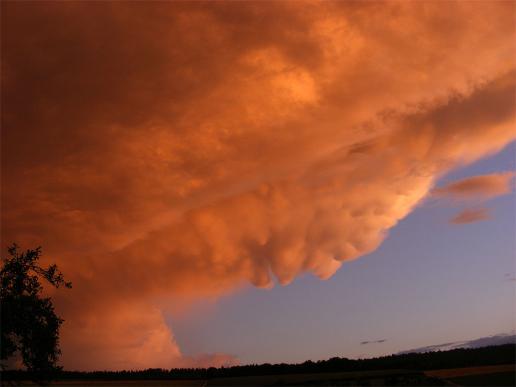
<box><xmin>450</xmin><ymin>208</ymin><xmax>491</xmax><ymax>225</ymax></box>
<box><xmin>433</xmin><ymin>173</ymin><xmax>514</xmax><ymax>200</ymax></box>
<box><xmin>57</xmin><ymin>300</ymin><xmax>238</xmax><ymax>371</ymax></box>
<box><xmin>1</xmin><ymin>1</ymin><xmax>515</xmax><ymax>370</ymax></box>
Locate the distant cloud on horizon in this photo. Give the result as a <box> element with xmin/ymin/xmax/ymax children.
<box><xmin>398</xmin><ymin>333</ymin><xmax>516</xmax><ymax>354</ymax></box>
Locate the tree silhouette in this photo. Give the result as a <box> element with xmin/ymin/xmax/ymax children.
<box><xmin>1</xmin><ymin>244</ymin><xmax>71</xmax><ymax>380</ymax></box>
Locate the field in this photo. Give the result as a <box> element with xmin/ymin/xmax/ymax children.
<box><xmin>4</xmin><ymin>381</ymin><xmax>205</xmax><ymax>387</ymax></box>
<box><xmin>425</xmin><ymin>364</ymin><xmax>515</xmax><ymax>386</ymax></box>
<box><xmin>7</xmin><ymin>364</ymin><xmax>515</xmax><ymax>386</ymax></box>
<box><xmin>205</xmin><ymin>369</ymin><xmax>439</xmax><ymax>386</ymax></box>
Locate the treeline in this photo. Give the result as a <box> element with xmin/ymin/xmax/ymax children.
<box><xmin>2</xmin><ymin>344</ymin><xmax>515</xmax><ymax>381</ymax></box>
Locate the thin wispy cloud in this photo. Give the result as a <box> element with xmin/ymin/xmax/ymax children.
<box><xmin>360</xmin><ymin>339</ymin><xmax>387</xmax><ymax>345</ymax></box>
<box><xmin>504</xmin><ymin>273</ymin><xmax>516</xmax><ymax>282</ymax></box>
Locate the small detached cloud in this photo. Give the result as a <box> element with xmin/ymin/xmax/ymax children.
<box><xmin>433</xmin><ymin>172</ymin><xmax>514</xmax><ymax>201</ymax></box>
<box><xmin>450</xmin><ymin>208</ymin><xmax>490</xmax><ymax>225</ymax></box>
<box><xmin>360</xmin><ymin>339</ymin><xmax>387</xmax><ymax>345</ymax></box>
<box><xmin>504</xmin><ymin>273</ymin><xmax>516</xmax><ymax>282</ymax></box>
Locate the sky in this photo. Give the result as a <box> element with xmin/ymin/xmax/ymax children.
<box><xmin>167</xmin><ymin>142</ymin><xmax>516</xmax><ymax>364</ymax></box>
<box><xmin>1</xmin><ymin>1</ymin><xmax>515</xmax><ymax>371</ymax></box>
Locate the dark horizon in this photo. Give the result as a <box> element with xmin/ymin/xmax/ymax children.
<box><xmin>3</xmin><ymin>344</ymin><xmax>515</xmax><ymax>378</ymax></box>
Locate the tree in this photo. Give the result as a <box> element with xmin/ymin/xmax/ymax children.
<box><xmin>1</xmin><ymin>244</ymin><xmax>71</xmax><ymax>379</ymax></box>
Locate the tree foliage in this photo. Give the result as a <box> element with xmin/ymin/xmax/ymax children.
<box><xmin>1</xmin><ymin>244</ymin><xmax>71</xmax><ymax>378</ymax></box>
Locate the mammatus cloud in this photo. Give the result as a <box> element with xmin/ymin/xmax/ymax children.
<box><xmin>1</xmin><ymin>2</ymin><xmax>515</xmax><ymax>370</ymax></box>
<box><xmin>433</xmin><ymin>173</ymin><xmax>514</xmax><ymax>200</ymax></box>
<box><xmin>450</xmin><ymin>208</ymin><xmax>491</xmax><ymax>225</ymax></box>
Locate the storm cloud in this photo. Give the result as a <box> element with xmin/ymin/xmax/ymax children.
<box><xmin>1</xmin><ymin>1</ymin><xmax>515</xmax><ymax>369</ymax></box>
